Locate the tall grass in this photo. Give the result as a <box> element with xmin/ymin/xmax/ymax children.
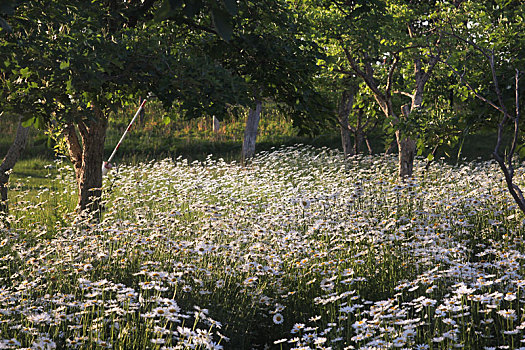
<box><xmin>1</xmin><ymin>145</ymin><xmax>524</xmax><ymax>349</ymax></box>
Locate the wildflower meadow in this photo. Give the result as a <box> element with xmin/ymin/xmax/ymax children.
<box><xmin>1</xmin><ymin>145</ymin><xmax>525</xmax><ymax>349</ymax></box>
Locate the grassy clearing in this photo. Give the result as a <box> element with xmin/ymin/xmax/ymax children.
<box><xmin>1</xmin><ymin>146</ymin><xmax>525</xmax><ymax>349</ymax></box>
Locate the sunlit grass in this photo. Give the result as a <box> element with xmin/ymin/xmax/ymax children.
<box><xmin>1</xmin><ymin>146</ymin><xmax>525</xmax><ymax>349</ymax></box>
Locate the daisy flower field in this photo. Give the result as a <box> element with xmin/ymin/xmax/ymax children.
<box><xmin>1</xmin><ymin>145</ymin><xmax>525</xmax><ymax>349</ymax></box>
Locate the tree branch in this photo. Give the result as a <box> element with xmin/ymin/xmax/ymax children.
<box><xmin>394</xmin><ymin>90</ymin><xmax>415</xmax><ymax>99</ymax></box>
<box><xmin>441</xmin><ymin>29</ymin><xmax>491</xmax><ymax>60</ymax></box>
<box><xmin>440</xmin><ymin>58</ymin><xmax>505</xmax><ymax>114</ymax></box>
<box><xmin>507</xmin><ymin>69</ymin><xmax>520</xmax><ymax>178</ymax></box>
<box><xmin>341</xmin><ymin>44</ymin><xmax>388</xmax><ymax>114</ymax></box>
<box><xmin>385</xmin><ymin>55</ymin><xmax>399</xmax><ymax>100</ymax></box>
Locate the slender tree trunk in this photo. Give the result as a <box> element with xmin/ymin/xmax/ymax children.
<box><xmin>353</xmin><ymin>109</ymin><xmax>365</xmax><ymax>155</ymax></box>
<box><xmin>0</xmin><ymin>117</ymin><xmax>29</xmax><ymax>218</ymax></box>
<box><xmin>338</xmin><ymin>89</ymin><xmax>355</xmax><ymax>158</ymax></box>
<box><xmin>212</xmin><ymin>115</ymin><xmax>220</xmax><ymax>133</ymax></box>
<box><xmin>354</xmin><ymin>130</ymin><xmax>364</xmax><ymax>155</ymax></box>
<box><xmin>241</xmin><ymin>100</ymin><xmax>262</xmax><ymax>165</ymax></box>
<box><xmin>365</xmin><ymin>136</ymin><xmax>373</xmax><ymax>155</ymax></box>
<box><xmin>65</xmin><ymin>108</ymin><xmax>108</xmax><ymax>219</ymax></box>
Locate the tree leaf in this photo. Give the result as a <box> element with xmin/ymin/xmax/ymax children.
<box><xmin>212</xmin><ymin>8</ymin><xmax>232</xmax><ymax>41</ymax></box>
<box><xmin>34</xmin><ymin>116</ymin><xmax>45</xmax><ymax>129</ymax></box>
<box><xmin>21</xmin><ymin>117</ymin><xmax>35</xmax><ymax>128</ymax></box>
<box><xmin>60</xmin><ymin>60</ymin><xmax>70</xmax><ymax>70</ymax></box>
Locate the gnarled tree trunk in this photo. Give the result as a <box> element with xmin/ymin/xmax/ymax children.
<box><xmin>241</xmin><ymin>100</ymin><xmax>262</xmax><ymax>165</ymax></box>
<box><xmin>64</xmin><ymin>108</ymin><xmax>107</xmax><ymax>219</ymax></box>
<box><xmin>0</xmin><ymin>117</ymin><xmax>29</xmax><ymax>219</ymax></box>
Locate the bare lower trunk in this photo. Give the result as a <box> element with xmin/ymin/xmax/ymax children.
<box><xmin>354</xmin><ymin>130</ymin><xmax>364</xmax><ymax>155</ymax></box>
<box><xmin>396</xmin><ymin>131</ymin><xmax>416</xmax><ymax>178</ymax></box>
<box><xmin>338</xmin><ymin>90</ymin><xmax>354</xmax><ymax>158</ymax></box>
<box><xmin>0</xmin><ymin>117</ymin><xmax>29</xmax><ymax>218</ymax></box>
<box><xmin>396</xmin><ymin>103</ymin><xmax>418</xmax><ymax>178</ymax></box>
<box><xmin>352</xmin><ymin>109</ymin><xmax>366</xmax><ymax>155</ymax></box>
<box><xmin>241</xmin><ymin>100</ymin><xmax>262</xmax><ymax>165</ymax></box>
<box><xmin>212</xmin><ymin>115</ymin><xmax>220</xmax><ymax>133</ymax></box>
<box><xmin>65</xmin><ymin>108</ymin><xmax>108</xmax><ymax>219</ymax></box>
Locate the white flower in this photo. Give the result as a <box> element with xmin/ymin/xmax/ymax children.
<box><xmin>273</xmin><ymin>313</ymin><xmax>284</xmax><ymax>324</ymax></box>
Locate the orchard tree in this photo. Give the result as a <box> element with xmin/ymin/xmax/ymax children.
<box><xmin>299</xmin><ymin>2</ymin><xmax>377</xmax><ymax>159</ymax></box>
<box><xmin>2</xmin><ymin>0</ymin><xmax>244</xmax><ymax>218</ymax></box>
<box><xmin>3</xmin><ymin>1</ymin><xmax>167</xmax><ymax>218</ymax></box>
<box><xmin>440</xmin><ymin>0</ymin><xmax>525</xmax><ymax>213</ymax></box>
<box><xmin>0</xmin><ymin>0</ymin><xmax>31</xmax><ymax>219</ymax></box>
<box><xmin>309</xmin><ymin>0</ymin><xmax>447</xmax><ymax>177</ymax></box>
<box><xmin>200</xmin><ymin>0</ymin><xmax>327</xmax><ymax>164</ymax></box>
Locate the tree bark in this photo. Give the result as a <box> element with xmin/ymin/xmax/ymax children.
<box><xmin>353</xmin><ymin>109</ymin><xmax>365</xmax><ymax>155</ymax></box>
<box><xmin>0</xmin><ymin>117</ymin><xmax>29</xmax><ymax>218</ymax></box>
<box><xmin>338</xmin><ymin>89</ymin><xmax>355</xmax><ymax>158</ymax></box>
<box><xmin>64</xmin><ymin>124</ymin><xmax>83</xmax><ymax>181</ymax></box>
<box><xmin>212</xmin><ymin>115</ymin><xmax>220</xmax><ymax>133</ymax></box>
<box><xmin>241</xmin><ymin>100</ymin><xmax>262</xmax><ymax>165</ymax></box>
<box><xmin>397</xmin><ymin>104</ymin><xmax>417</xmax><ymax>178</ymax></box>
<box><xmin>396</xmin><ymin>131</ymin><xmax>416</xmax><ymax>178</ymax></box>
<box><xmin>365</xmin><ymin>136</ymin><xmax>373</xmax><ymax>155</ymax></box>
<box><xmin>65</xmin><ymin>108</ymin><xmax>108</xmax><ymax>219</ymax></box>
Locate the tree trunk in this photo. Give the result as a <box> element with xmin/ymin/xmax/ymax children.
<box><xmin>338</xmin><ymin>89</ymin><xmax>355</xmax><ymax>158</ymax></box>
<box><xmin>65</xmin><ymin>108</ymin><xmax>108</xmax><ymax>219</ymax></box>
<box><xmin>212</xmin><ymin>115</ymin><xmax>220</xmax><ymax>133</ymax></box>
<box><xmin>354</xmin><ymin>130</ymin><xmax>364</xmax><ymax>155</ymax></box>
<box><xmin>397</xmin><ymin>104</ymin><xmax>417</xmax><ymax>178</ymax></box>
<box><xmin>353</xmin><ymin>109</ymin><xmax>365</xmax><ymax>155</ymax></box>
<box><xmin>365</xmin><ymin>136</ymin><xmax>373</xmax><ymax>155</ymax></box>
<box><xmin>396</xmin><ymin>131</ymin><xmax>416</xmax><ymax>178</ymax></box>
<box><xmin>0</xmin><ymin>117</ymin><xmax>29</xmax><ymax>218</ymax></box>
<box><xmin>241</xmin><ymin>100</ymin><xmax>262</xmax><ymax>165</ymax></box>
